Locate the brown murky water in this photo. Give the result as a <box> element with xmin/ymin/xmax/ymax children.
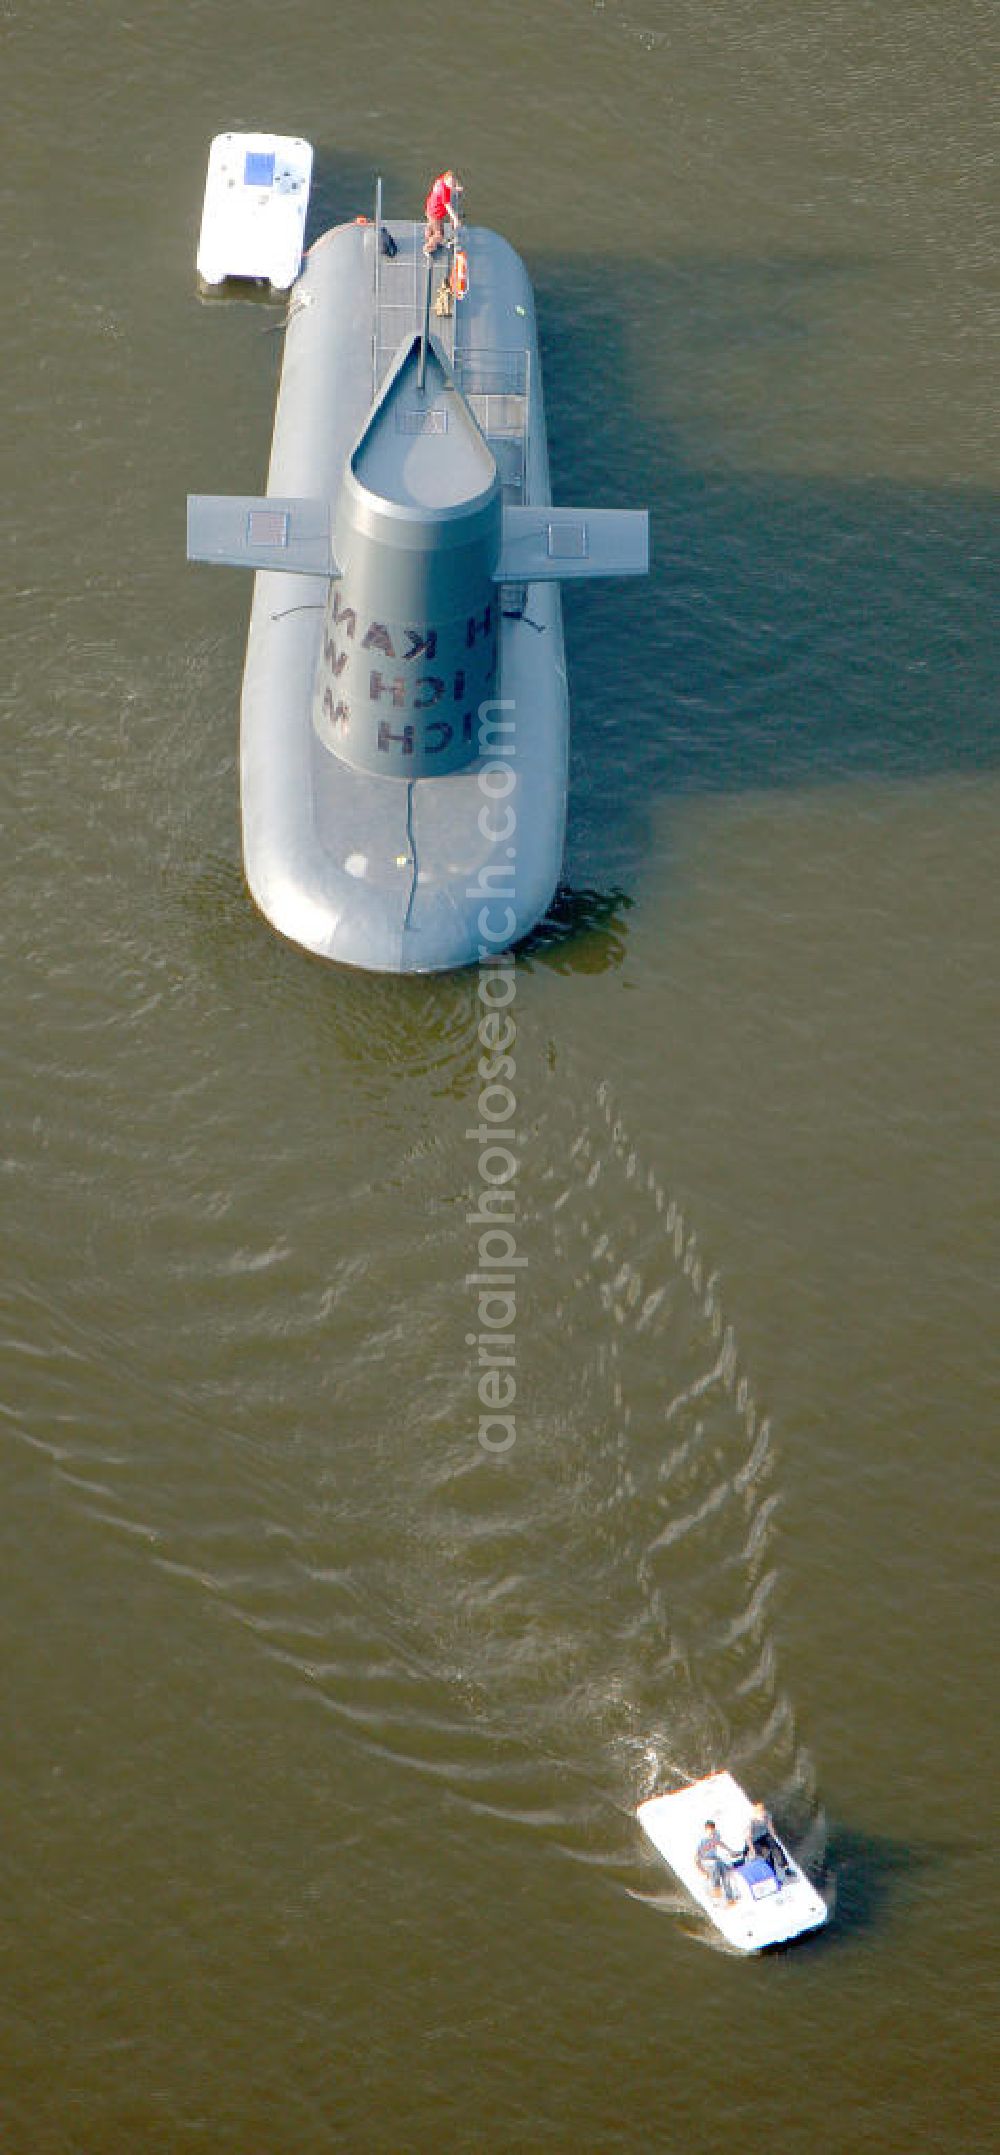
<box><xmin>4</xmin><ymin>2</ymin><xmax>996</xmax><ymax>2147</ymax></box>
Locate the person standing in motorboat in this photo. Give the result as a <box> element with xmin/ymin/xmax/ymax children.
<box><xmin>696</xmin><ymin>1819</ymin><xmax>740</xmax><ymax>1902</ymax></box>
<box><xmin>743</xmin><ymin>1799</ymin><xmax>794</xmax><ymax>1883</ymax></box>
<box><xmin>423</xmin><ymin>170</ymin><xmax>463</xmax><ymax>256</ymax></box>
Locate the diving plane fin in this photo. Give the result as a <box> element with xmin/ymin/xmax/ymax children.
<box><xmin>186</xmin><ymin>495</ymin><xmax>338</xmax><ymax>577</ymax></box>
<box><xmin>493</xmin><ymin>505</ymin><xmax>649</xmax><ymax>583</ymax></box>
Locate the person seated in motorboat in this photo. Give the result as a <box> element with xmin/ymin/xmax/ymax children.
<box><xmin>696</xmin><ymin>1819</ymin><xmax>740</xmax><ymax>1902</ymax></box>
<box><xmin>742</xmin><ymin>1799</ymin><xmax>794</xmax><ymax>1883</ymax></box>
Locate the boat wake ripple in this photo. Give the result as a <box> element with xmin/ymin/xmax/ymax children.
<box><xmin>1</xmin><ymin>1064</ymin><xmax>826</xmax><ymax>1918</ymax></box>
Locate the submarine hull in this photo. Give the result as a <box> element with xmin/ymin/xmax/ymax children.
<box><xmin>241</xmin><ymin>220</ymin><xmax>568</xmax><ymax>973</ymax></box>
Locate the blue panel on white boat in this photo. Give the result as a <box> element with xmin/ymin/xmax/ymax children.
<box><xmin>244</xmin><ymin>151</ymin><xmax>275</xmax><ymax>187</ymax></box>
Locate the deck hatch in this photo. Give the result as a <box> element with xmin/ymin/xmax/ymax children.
<box><xmin>246</xmin><ymin>508</ymin><xmax>289</xmax><ymax>547</ymax></box>
<box><xmin>396</xmin><ymin>408</ymin><xmax>448</xmax><ymax>436</ymax></box>
<box><xmin>547</xmin><ymin>520</ymin><xmax>588</xmax><ymax>559</ymax></box>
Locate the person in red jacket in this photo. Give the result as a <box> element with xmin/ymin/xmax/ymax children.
<box><xmin>423</xmin><ymin>170</ymin><xmax>463</xmax><ymax>256</ymax></box>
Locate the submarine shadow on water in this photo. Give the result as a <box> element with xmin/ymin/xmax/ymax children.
<box><xmin>534</xmin><ymin>252</ymin><xmax>998</xmax><ymax>896</ymax></box>
<box><xmin>516</xmin><ymin>883</ymin><xmax>633</xmax><ymax>975</ymax></box>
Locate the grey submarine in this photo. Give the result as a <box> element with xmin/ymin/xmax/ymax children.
<box><xmin>187</xmin><ymin>187</ymin><xmax>649</xmax><ymax>972</ymax></box>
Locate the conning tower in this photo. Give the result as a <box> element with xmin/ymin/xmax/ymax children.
<box><xmin>316</xmin><ymin>336</ymin><xmax>501</xmax><ymax>778</ymax></box>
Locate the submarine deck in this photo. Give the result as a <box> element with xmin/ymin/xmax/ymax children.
<box><xmin>240</xmin><ymin>217</ymin><xmax>569</xmax><ymax>972</ymax></box>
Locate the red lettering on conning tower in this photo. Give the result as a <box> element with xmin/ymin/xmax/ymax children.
<box><xmin>377</xmin><ymin>721</ymin><xmax>415</xmax><ymax>756</ymax></box>
<box><xmin>362</xmin><ymin>621</ymin><xmax>395</xmax><ymax>657</ymax></box>
<box><xmin>369</xmin><ymin>672</ymin><xmax>406</xmax><ymax>706</ymax></box>
<box><xmin>332</xmin><ymin>590</ymin><xmax>356</xmax><ymax>638</ymax></box>
<box><xmin>322</xmin><ymin>688</ymin><xmax>350</xmax><ymax>729</ymax></box>
<box><xmin>424</xmin><ymin>720</ymin><xmax>454</xmax><ymax>754</ymax></box>
<box><xmin>322</xmin><ymin>632</ymin><xmax>349</xmax><ymax>675</ymax></box>
<box><xmin>413</xmin><ymin>677</ymin><xmax>445</xmax><ymax>709</ymax></box>
<box><xmin>403</xmin><ymin>628</ymin><xmax>437</xmax><ymax>662</ymax></box>
<box><xmin>467</xmin><ymin>604</ymin><xmax>492</xmax><ymax>647</ymax></box>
